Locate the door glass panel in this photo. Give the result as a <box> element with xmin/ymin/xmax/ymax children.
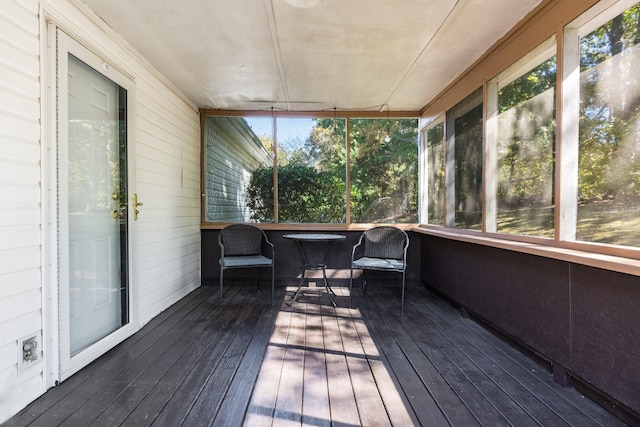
<box><xmin>67</xmin><ymin>54</ymin><xmax>129</xmax><ymax>355</ymax></box>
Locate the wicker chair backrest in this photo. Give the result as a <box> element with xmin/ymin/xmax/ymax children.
<box><xmin>220</xmin><ymin>224</ymin><xmax>263</xmax><ymax>256</ymax></box>
<box><xmin>363</xmin><ymin>226</ymin><xmax>407</xmax><ymax>260</ymax></box>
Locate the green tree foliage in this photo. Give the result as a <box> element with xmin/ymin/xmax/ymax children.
<box><xmin>246</xmin><ymin>165</ymin><xmax>274</xmax><ymax>222</ymax></box>
<box><xmin>246</xmin><ymin>161</ymin><xmax>346</xmax><ymax>223</ymax></box>
<box><xmin>348</xmin><ymin>118</ymin><xmax>418</xmax><ymax>222</ymax></box>
<box><xmin>497</xmin><ymin>57</ymin><xmax>556</xmax><ymax>210</ymax></box>
<box><xmin>246</xmin><ymin>119</ymin><xmax>347</xmax><ymax>223</ymax></box>
<box><xmin>579</xmin><ymin>5</ymin><xmax>640</xmax><ymax>203</ymax></box>
<box><xmin>245</xmin><ymin>117</ymin><xmax>418</xmax><ymax>223</ymax></box>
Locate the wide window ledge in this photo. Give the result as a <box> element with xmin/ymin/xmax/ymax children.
<box><xmin>201</xmin><ymin>223</ymin><xmax>418</xmax><ymax>232</ymax></box>
<box><xmin>413</xmin><ymin>226</ymin><xmax>640</xmax><ymax>278</ymax></box>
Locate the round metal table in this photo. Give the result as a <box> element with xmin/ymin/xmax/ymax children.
<box><xmin>283</xmin><ymin>233</ymin><xmax>346</xmax><ymax>306</ymax></box>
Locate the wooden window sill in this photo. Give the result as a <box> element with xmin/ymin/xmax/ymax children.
<box><xmin>412</xmin><ymin>226</ymin><xmax>640</xmax><ymax>277</ymax></box>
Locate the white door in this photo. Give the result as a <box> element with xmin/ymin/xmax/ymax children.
<box><xmin>67</xmin><ymin>53</ymin><xmax>125</xmax><ymax>354</ymax></box>
<box><xmin>57</xmin><ymin>31</ymin><xmax>136</xmax><ymax>379</ymax></box>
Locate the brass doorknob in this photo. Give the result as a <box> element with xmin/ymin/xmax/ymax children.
<box><xmin>133</xmin><ymin>194</ymin><xmax>143</xmax><ymax>221</ymax></box>
<box><xmin>112</xmin><ymin>202</ymin><xmax>127</xmax><ymax>219</ymax></box>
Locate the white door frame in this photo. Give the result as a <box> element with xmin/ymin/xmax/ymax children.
<box><xmin>43</xmin><ymin>23</ymin><xmax>139</xmax><ymax>384</ymax></box>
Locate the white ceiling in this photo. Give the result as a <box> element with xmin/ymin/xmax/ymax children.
<box><xmin>81</xmin><ymin>0</ymin><xmax>543</xmax><ymax>112</ymax></box>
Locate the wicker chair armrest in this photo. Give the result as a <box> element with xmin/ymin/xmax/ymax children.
<box><xmin>351</xmin><ymin>233</ymin><xmax>366</xmax><ymax>263</ymax></box>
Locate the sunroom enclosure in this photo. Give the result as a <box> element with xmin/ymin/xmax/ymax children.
<box><xmin>2</xmin><ymin>0</ymin><xmax>640</xmax><ymax>423</ymax></box>
<box><xmin>198</xmin><ymin>0</ymin><xmax>640</xmax><ymax>422</ymax></box>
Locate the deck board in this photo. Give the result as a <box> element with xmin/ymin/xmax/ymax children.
<box><xmin>301</xmin><ymin>294</ymin><xmax>331</xmax><ymax>427</ymax></box>
<box><xmin>5</xmin><ymin>283</ymin><xmax>630</xmax><ymax>427</ymax></box>
<box><xmin>322</xmin><ymin>300</ymin><xmax>361</xmax><ymax>426</ymax></box>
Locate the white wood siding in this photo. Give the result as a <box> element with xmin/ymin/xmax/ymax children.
<box><xmin>204</xmin><ymin>117</ymin><xmax>271</xmax><ymax>222</ymax></box>
<box><xmin>0</xmin><ymin>0</ymin><xmax>201</xmax><ymax>422</ymax></box>
<box><xmin>135</xmin><ymin>79</ymin><xmax>201</xmax><ymax>322</ymax></box>
<box><xmin>0</xmin><ymin>0</ymin><xmax>44</xmax><ymax>421</ymax></box>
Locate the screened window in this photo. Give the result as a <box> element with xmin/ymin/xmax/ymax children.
<box><xmin>350</xmin><ymin>118</ymin><xmax>418</xmax><ymax>223</ymax></box>
<box><xmin>425</xmin><ymin>120</ymin><xmax>445</xmax><ymax>226</ymax></box>
<box><xmin>414</xmin><ymin>0</ymin><xmax>640</xmax><ymax>262</ymax></box>
<box><xmin>204</xmin><ymin>116</ymin><xmax>273</xmax><ymax>222</ymax></box>
<box><xmin>577</xmin><ymin>3</ymin><xmax>640</xmax><ymax>246</ymax></box>
<box><xmin>275</xmin><ymin>117</ymin><xmax>346</xmax><ymax>223</ymax></box>
<box><xmin>494</xmin><ymin>44</ymin><xmax>556</xmax><ymax>237</ymax></box>
<box><xmin>451</xmin><ymin>89</ymin><xmax>483</xmax><ymax>230</ymax></box>
<box><xmin>203</xmin><ymin>114</ymin><xmax>418</xmax><ymax>224</ymax></box>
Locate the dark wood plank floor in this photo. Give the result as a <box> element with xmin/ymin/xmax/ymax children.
<box><xmin>5</xmin><ymin>282</ymin><xmax>629</xmax><ymax>426</ymax></box>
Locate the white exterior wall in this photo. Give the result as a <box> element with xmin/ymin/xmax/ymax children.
<box><xmin>135</xmin><ymin>78</ymin><xmax>201</xmax><ymax>321</ymax></box>
<box><xmin>0</xmin><ymin>0</ymin><xmax>43</xmax><ymax>421</ymax></box>
<box><xmin>0</xmin><ymin>0</ymin><xmax>201</xmax><ymax>422</ymax></box>
<box><xmin>204</xmin><ymin>117</ymin><xmax>270</xmax><ymax>222</ymax></box>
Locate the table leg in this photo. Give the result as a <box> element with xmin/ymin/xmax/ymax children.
<box><xmin>288</xmin><ymin>266</ymin><xmax>306</xmax><ymax>305</ymax></box>
<box><xmin>321</xmin><ymin>265</ymin><xmax>337</xmax><ymax>307</ymax></box>
<box><xmin>287</xmin><ymin>239</ymin><xmax>339</xmax><ymax>307</ymax></box>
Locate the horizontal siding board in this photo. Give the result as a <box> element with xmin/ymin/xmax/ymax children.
<box><xmin>0</xmin><ymin>1</ymin><xmax>39</xmax><ymax>39</ymax></box>
<box><xmin>137</xmin><ymin>217</ymin><xmax>201</xmax><ymax>231</ymax></box>
<box><xmin>136</xmin><ymin>143</ymin><xmax>199</xmax><ymax>172</ymax></box>
<box><xmin>135</xmin><ymin>212</ymin><xmax>201</xmax><ymax>225</ymax></box>
<box><xmin>0</xmin><ymin>310</ymin><xmax>42</xmax><ymax>348</ymax></box>
<box><xmin>139</xmin><ymin>266</ymin><xmax>200</xmax><ymax>301</ymax></box>
<box><xmin>138</xmin><ymin>261</ymin><xmax>201</xmax><ymax>294</ymax></box>
<box><xmin>136</xmin><ymin>227</ymin><xmax>200</xmax><ymax>244</ymax></box>
<box><xmin>137</xmin><ymin>151</ymin><xmax>199</xmax><ymax>176</ymax></box>
<box><xmin>0</xmin><ymin>205</ymin><xmax>41</xmax><ymax>227</ymax></box>
<box><xmin>140</xmin><ymin>251</ymin><xmax>200</xmax><ymax>280</ymax></box>
<box><xmin>0</xmin><ymin>106</ymin><xmax>40</xmax><ymax>137</ymax></box>
<box><xmin>138</xmin><ymin>248</ymin><xmax>201</xmax><ymax>274</ymax></box>
<box><xmin>137</xmin><ymin>112</ymin><xmax>197</xmax><ymax>151</ymax></box>
<box><xmin>0</xmin><ymin>58</ymin><xmax>39</xmax><ymax>96</ymax></box>
<box><xmin>0</xmin><ymin>288</ymin><xmax>41</xmax><ymax>324</ymax></box>
<box><xmin>138</xmin><ymin>251</ymin><xmax>201</xmax><ymax>278</ymax></box>
<box><xmin>0</xmin><ymin>33</ymin><xmax>39</xmax><ymax>70</ymax></box>
<box><xmin>0</xmin><ymin>270</ymin><xmax>41</xmax><ymax>300</ymax></box>
<box><xmin>0</xmin><ymin>131</ymin><xmax>39</xmax><ymax>150</ymax></box>
<box><xmin>136</xmin><ymin>124</ymin><xmax>188</xmax><ymax>154</ymax></box>
<box><xmin>0</xmin><ymin>139</ymin><xmax>41</xmax><ymax>165</ymax></box>
<box><xmin>0</xmin><ymin>247</ymin><xmax>41</xmax><ymax>276</ymax></box>
<box><xmin>0</xmin><ymin>342</ymin><xmax>18</xmax><ymax>370</ymax></box>
<box><xmin>0</xmin><ymin>225</ymin><xmax>41</xmax><ymax>251</ymax></box>
<box><xmin>137</xmin><ymin>84</ymin><xmax>200</xmax><ymax>134</ymax></box>
<box><xmin>0</xmin><ymin>159</ymin><xmax>40</xmax><ymax>183</ymax></box>
<box><xmin>137</xmin><ymin>241</ymin><xmax>200</xmax><ymax>259</ymax></box>
<box><xmin>0</xmin><ymin>181</ymin><xmax>41</xmax><ymax>204</ymax></box>
<box><xmin>3</xmin><ymin>370</ymin><xmax>44</xmax><ymax>424</ymax></box>
<box><xmin>137</xmin><ymin>106</ymin><xmax>199</xmax><ymax>152</ymax></box>
<box><xmin>0</xmin><ymin>83</ymin><xmax>40</xmax><ymax>118</ymax></box>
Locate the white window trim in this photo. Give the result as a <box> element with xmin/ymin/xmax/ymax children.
<box><xmin>419</xmin><ymin>0</ymin><xmax>640</xmax><ymax>265</ymax></box>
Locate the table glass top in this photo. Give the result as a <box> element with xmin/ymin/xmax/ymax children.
<box><xmin>283</xmin><ymin>233</ymin><xmax>346</xmax><ymax>241</ymax></box>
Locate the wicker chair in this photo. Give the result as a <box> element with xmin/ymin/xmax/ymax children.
<box><xmin>218</xmin><ymin>224</ymin><xmax>274</xmax><ymax>308</ymax></box>
<box><xmin>349</xmin><ymin>226</ymin><xmax>409</xmax><ymax>313</ymax></box>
